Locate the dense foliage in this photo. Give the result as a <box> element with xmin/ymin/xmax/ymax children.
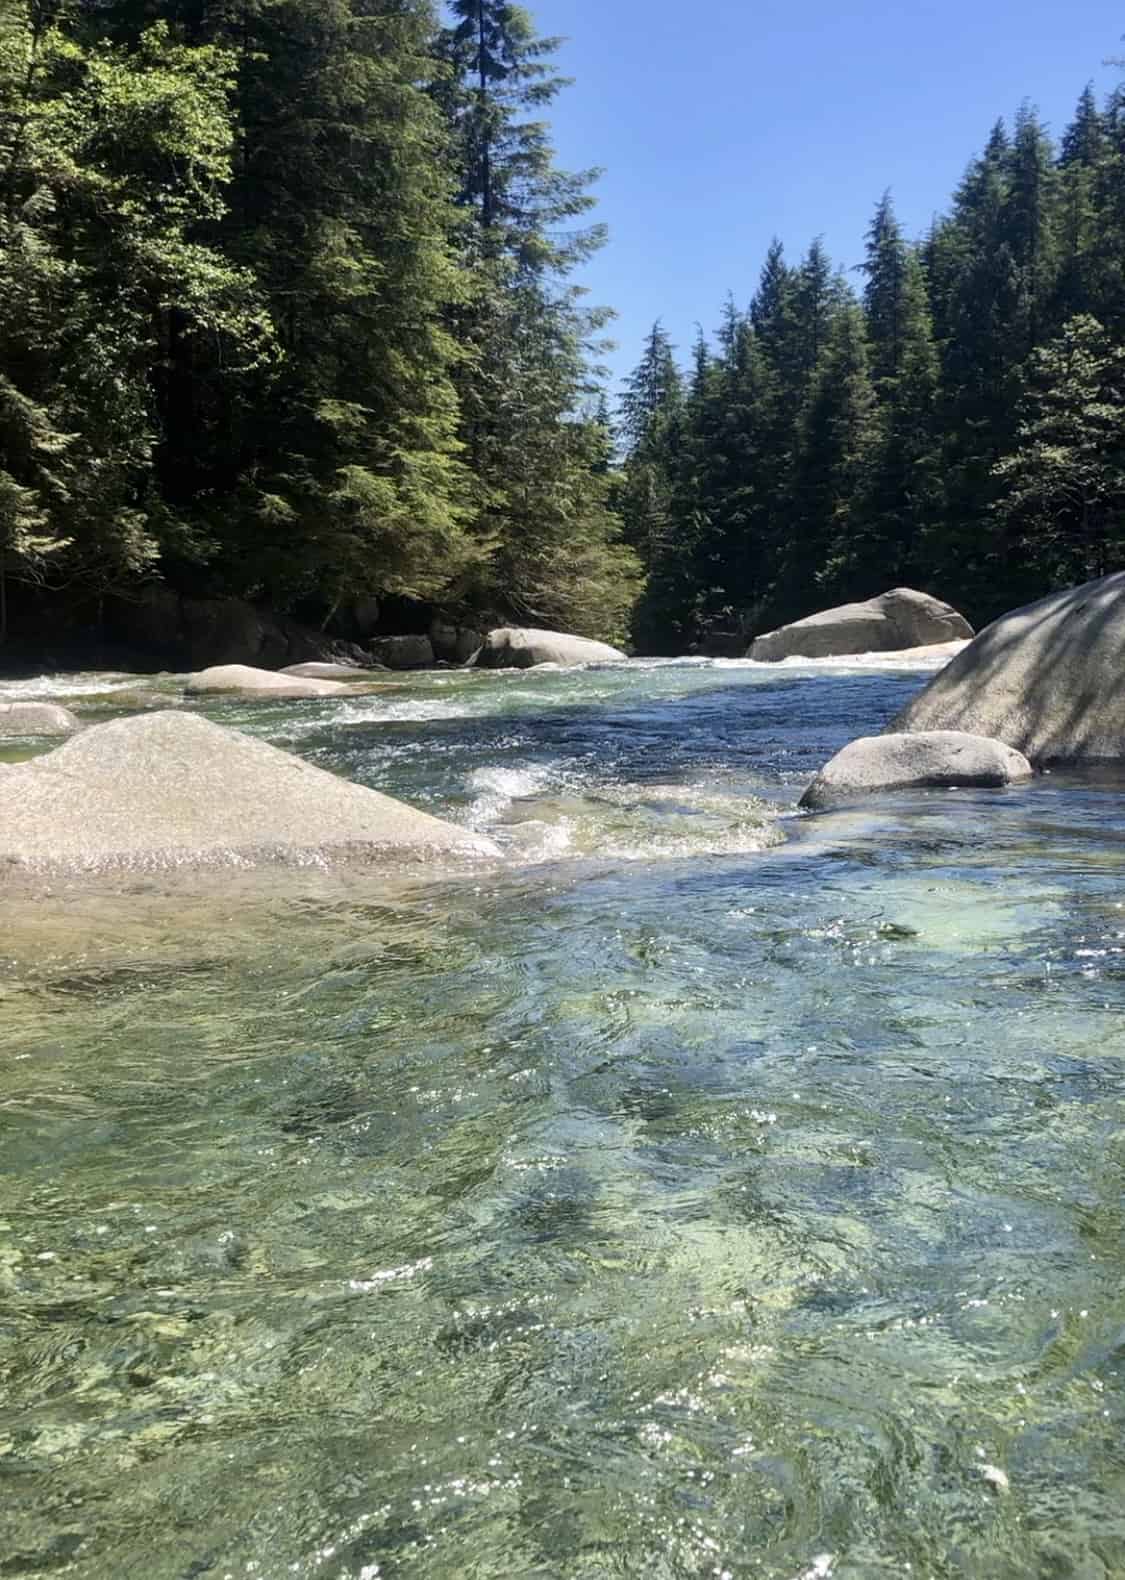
<box><xmin>0</xmin><ymin>0</ymin><xmax>636</xmax><ymax>642</ymax></box>
<box><xmin>5</xmin><ymin>4</ymin><xmax>1125</xmax><ymax>656</ymax></box>
<box><xmin>622</xmin><ymin>92</ymin><xmax>1125</xmax><ymax>652</ymax></box>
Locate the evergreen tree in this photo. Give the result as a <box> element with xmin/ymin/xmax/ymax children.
<box><xmin>692</xmin><ymin>304</ymin><xmax>772</xmax><ymax>633</ymax></box>
<box><xmin>927</xmin><ymin>120</ymin><xmax>1025</xmax><ymax>604</ymax></box>
<box><xmin>620</xmin><ymin>321</ymin><xmax>683</xmax><ymax>451</ymax></box>
<box><xmin>793</xmin><ymin>237</ymin><xmax>842</xmax><ymax>385</ymax></box>
<box><xmin>1056</xmin><ymin>85</ymin><xmax>1106</xmax><ymax>322</ymax></box>
<box><xmin>858</xmin><ymin>197</ymin><xmax>943</xmax><ymax>584</ymax></box>
<box><xmin>789</xmin><ymin>301</ymin><xmax>878</xmax><ymax>602</ymax></box>
<box><xmin>745</xmin><ymin>240</ymin><xmax>801</xmax><ymax>610</ymax></box>
<box><xmin>618</xmin><ymin>321</ymin><xmax>683</xmax><ymax>570</ymax></box>
<box><xmin>1088</xmin><ymin>83</ymin><xmax>1125</xmax><ymax>337</ymax></box>
<box><xmin>994</xmin><ymin>313</ymin><xmax>1125</xmax><ymax>590</ymax></box>
<box><xmin>0</xmin><ymin>5</ymin><xmax>268</xmax><ymax>621</ymax></box>
<box><xmin>206</xmin><ymin>0</ymin><xmax>477</xmax><ymax>608</ymax></box>
<box><xmin>1003</xmin><ymin>104</ymin><xmax>1060</xmax><ymax>357</ymax></box>
<box><xmin>863</xmin><ymin>193</ymin><xmax>910</xmax><ymax>391</ymax></box>
<box><xmin>435</xmin><ymin>0</ymin><xmax>635</xmax><ymax>636</ymax></box>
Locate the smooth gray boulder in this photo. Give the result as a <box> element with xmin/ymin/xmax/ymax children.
<box><xmin>0</xmin><ymin>711</ymin><xmax>498</xmax><ymax>875</ymax></box>
<box><xmin>185</xmin><ymin>664</ymin><xmax>349</xmax><ymax>699</ymax></box>
<box><xmin>749</xmin><ymin>588</ymin><xmax>973</xmax><ymax>661</ymax></box>
<box><xmin>472</xmin><ymin>627</ymin><xmax>626</xmax><ymax>669</ymax></box>
<box><xmin>800</xmin><ymin>731</ymin><xmax>1033</xmax><ymax>810</ymax></box>
<box><xmin>892</xmin><ymin>573</ymin><xmax>1125</xmax><ymax>765</ymax></box>
<box><xmin>0</xmin><ymin>702</ymin><xmax>81</xmax><ymax>737</ymax></box>
<box><xmin>280</xmin><ymin>662</ymin><xmax>386</xmax><ymax>681</ymax></box>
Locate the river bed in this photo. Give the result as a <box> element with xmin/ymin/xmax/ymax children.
<box><xmin>2</xmin><ymin>656</ymin><xmax>1125</xmax><ymax>1578</ymax></box>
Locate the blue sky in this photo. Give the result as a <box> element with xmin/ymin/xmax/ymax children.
<box><xmin>528</xmin><ymin>0</ymin><xmax>1124</xmax><ymax>394</ymax></box>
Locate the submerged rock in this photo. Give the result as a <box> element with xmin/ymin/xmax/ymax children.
<box><xmin>749</xmin><ymin>588</ymin><xmax>973</xmax><ymax>661</ymax></box>
<box><xmin>0</xmin><ymin>702</ymin><xmax>81</xmax><ymax>737</ymax></box>
<box><xmin>892</xmin><ymin>572</ymin><xmax>1125</xmax><ymax>764</ymax></box>
<box><xmin>280</xmin><ymin>662</ymin><xmax>387</xmax><ymax>681</ymax></box>
<box><xmin>800</xmin><ymin>730</ymin><xmax>1032</xmax><ymax>810</ymax></box>
<box><xmin>0</xmin><ymin>711</ymin><xmax>498</xmax><ymax>875</ymax></box>
<box><xmin>185</xmin><ymin>664</ymin><xmax>349</xmax><ymax>698</ymax></box>
<box><xmin>472</xmin><ymin>627</ymin><xmax>626</xmax><ymax>668</ymax></box>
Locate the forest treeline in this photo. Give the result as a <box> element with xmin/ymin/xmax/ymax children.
<box><xmin>621</xmin><ymin>88</ymin><xmax>1125</xmax><ymax>651</ymax></box>
<box><xmin>4</xmin><ymin>2</ymin><xmax>1125</xmax><ymax>657</ymax></box>
<box><xmin>0</xmin><ymin>0</ymin><xmax>638</xmax><ymax>644</ymax></box>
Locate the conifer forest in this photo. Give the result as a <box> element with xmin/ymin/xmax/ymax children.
<box><xmin>2</xmin><ymin>0</ymin><xmax>1124</xmax><ymax>653</ymax></box>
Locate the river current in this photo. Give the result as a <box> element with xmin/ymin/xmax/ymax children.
<box><xmin>3</xmin><ymin>657</ymin><xmax>1125</xmax><ymax>1579</ymax></box>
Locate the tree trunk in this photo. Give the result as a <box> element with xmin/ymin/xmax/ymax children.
<box><xmin>477</xmin><ymin>2</ymin><xmax>492</xmax><ymax>229</ymax></box>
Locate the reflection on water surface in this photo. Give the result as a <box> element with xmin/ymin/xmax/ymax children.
<box><xmin>2</xmin><ymin>657</ymin><xmax>1125</xmax><ymax>1579</ymax></box>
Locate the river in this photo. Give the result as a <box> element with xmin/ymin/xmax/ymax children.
<box><xmin>2</xmin><ymin>656</ymin><xmax>1124</xmax><ymax>1579</ymax></box>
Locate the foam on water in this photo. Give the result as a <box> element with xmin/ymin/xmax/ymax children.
<box><xmin>466</xmin><ymin>761</ymin><xmax>557</xmax><ymax>813</ymax></box>
<box><xmin>0</xmin><ymin>671</ymin><xmax>164</xmax><ymax>700</ymax></box>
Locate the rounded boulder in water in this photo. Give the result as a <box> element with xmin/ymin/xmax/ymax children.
<box><xmin>0</xmin><ymin>710</ymin><xmax>499</xmax><ymax>875</ymax></box>
<box><xmin>471</xmin><ymin>626</ymin><xmax>626</xmax><ymax>668</ymax></box>
<box><xmin>0</xmin><ymin>701</ymin><xmax>81</xmax><ymax>737</ymax></box>
<box><xmin>800</xmin><ymin>730</ymin><xmax>1033</xmax><ymax>810</ymax></box>
<box><xmin>185</xmin><ymin>663</ymin><xmax>350</xmax><ymax>698</ymax></box>
<box><xmin>749</xmin><ymin>588</ymin><xmax>973</xmax><ymax>661</ymax></box>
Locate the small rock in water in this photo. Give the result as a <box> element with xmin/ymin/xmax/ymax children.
<box><xmin>0</xmin><ymin>702</ymin><xmax>81</xmax><ymax>737</ymax></box>
<box><xmin>980</xmin><ymin>1463</ymin><xmax>1010</xmax><ymax>1493</ymax></box>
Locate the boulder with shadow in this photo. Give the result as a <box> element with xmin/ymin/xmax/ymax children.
<box><xmin>891</xmin><ymin>573</ymin><xmax>1125</xmax><ymax>764</ymax></box>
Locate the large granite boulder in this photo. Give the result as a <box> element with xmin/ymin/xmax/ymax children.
<box><xmin>0</xmin><ymin>711</ymin><xmax>498</xmax><ymax>875</ymax></box>
<box><xmin>800</xmin><ymin>731</ymin><xmax>1033</xmax><ymax>810</ymax></box>
<box><xmin>185</xmin><ymin>665</ymin><xmax>349</xmax><ymax>699</ymax></box>
<box><xmin>0</xmin><ymin>702</ymin><xmax>81</xmax><ymax>737</ymax></box>
<box><xmin>891</xmin><ymin>572</ymin><xmax>1125</xmax><ymax>764</ymax></box>
<box><xmin>749</xmin><ymin>589</ymin><xmax>973</xmax><ymax>661</ymax></box>
<box><xmin>472</xmin><ymin>627</ymin><xmax>626</xmax><ymax>669</ymax></box>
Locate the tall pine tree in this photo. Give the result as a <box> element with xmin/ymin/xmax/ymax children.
<box><xmin>436</xmin><ymin>0</ymin><xmax>637</xmax><ymax>638</ymax></box>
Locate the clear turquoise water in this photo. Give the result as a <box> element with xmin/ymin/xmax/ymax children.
<box><xmin>3</xmin><ymin>659</ymin><xmax>1125</xmax><ymax>1579</ymax></box>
